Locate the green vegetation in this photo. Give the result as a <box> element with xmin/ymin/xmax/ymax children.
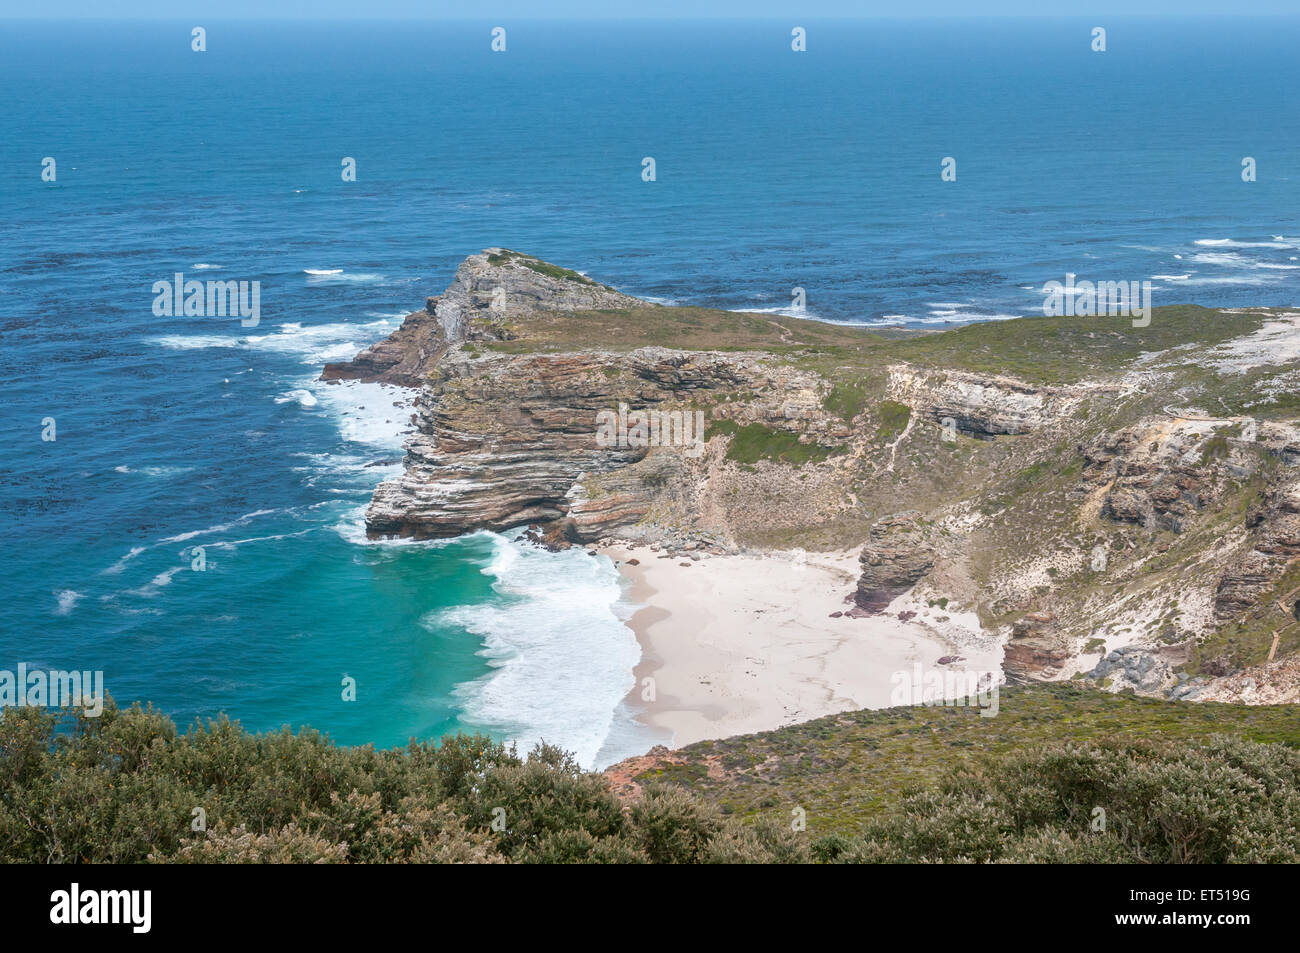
<box><xmin>707</xmin><ymin>419</ymin><xmax>846</xmax><ymax>467</ymax></box>
<box><xmin>0</xmin><ymin>702</ymin><xmax>800</xmax><ymax>864</ymax></box>
<box><xmin>8</xmin><ymin>688</ymin><xmax>1299</xmax><ymax>864</ymax></box>
<box><xmin>875</xmin><ymin>400</ymin><xmax>911</xmax><ymax>440</ymax></box>
<box><xmin>633</xmin><ymin>683</ymin><xmax>1300</xmax><ymax>838</ymax></box>
<box><xmin>481</xmin><ymin>304</ymin><xmax>882</xmax><ymax>354</ymax></box>
<box><xmin>1199</xmin><ymin>430</ymin><xmax>1231</xmax><ymax>465</ymax></box>
<box><xmin>823</xmin><ymin>380</ymin><xmax>870</xmax><ymax>422</ymax></box>
<box><xmin>815</xmin><ymin>735</ymin><xmax>1300</xmax><ymax>863</ymax></box>
<box><xmin>885</xmin><ymin>305</ymin><xmax>1266</xmax><ymax>385</ymax></box>
<box><xmin>485</xmin><ymin>249</ymin><xmax>598</xmax><ymax>286</ymax></box>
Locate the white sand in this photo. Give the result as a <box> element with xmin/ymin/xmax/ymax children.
<box><xmin>603</xmin><ymin>544</ymin><xmax>1004</xmax><ymax>750</ymax></box>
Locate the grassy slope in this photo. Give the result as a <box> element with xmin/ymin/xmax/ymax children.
<box><xmin>481</xmin><ymin>299</ymin><xmax>1269</xmax><ymax>380</ymax></box>
<box><xmin>630</xmin><ymin>684</ymin><xmax>1300</xmax><ymax>838</ymax></box>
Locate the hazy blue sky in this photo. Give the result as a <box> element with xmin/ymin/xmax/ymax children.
<box><xmin>2</xmin><ymin>1</ymin><xmax>1296</xmax><ymax>18</ymax></box>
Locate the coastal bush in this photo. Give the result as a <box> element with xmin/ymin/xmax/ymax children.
<box><xmin>822</xmin><ymin>737</ymin><xmax>1300</xmax><ymax>864</ymax></box>
<box><xmin>707</xmin><ymin>419</ymin><xmax>845</xmax><ymax>467</ymax></box>
<box><xmin>7</xmin><ymin>700</ymin><xmax>1296</xmax><ymax>864</ymax></box>
<box><xmin>0</xmin><ymin>700</ymin><xmax>799</xmax><ymax>865</ymax></box>
<box><xmin>823</xmin><ymin>381</ymin><xmax>870</xmax><ymax>422</ymax></box>
<box><xmin>874</xmin><ymin>400</ymin><xmax>911</xmax><ymax>441</ymax></box>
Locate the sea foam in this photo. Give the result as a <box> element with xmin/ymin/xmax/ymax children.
<box><xmin>433</xmin><ymin>534</ymin><xmax>640</xmax><ymax>771</ymax></box>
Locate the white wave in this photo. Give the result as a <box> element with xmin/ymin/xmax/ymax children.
<box><xmin>159</xmin><ymin>509</ymin><xmax>278</xmax><ymax>544</ymax></box>
<box><xmin>304</xmin><ymin>270</ymin><xmax>386</xmax><ymax>283</ymax></box>
<box><xmin>1151</xmin><ymin>274</ymin><xmax>1192</xmax><ymax>281</ymax></box>
<box><xmin>735</xmin><ymin>304</ymin><xmax>833</xmax><ymax>321</ymax></box>
<box><xmin>147</xmin><ymin>315</ymin><xmax>398</xmax><ymax>366</ymax></box>
<box><xmin>1180</xmin><ymin>274</ymin><xmax>1287</xmax><ymax>287</ymax></box>
<box><xmin>917</xmin><ymin>311</ymin><xmax>1022</xmax><ymax>324</ymax></box>
<box><xmin>1032</xmin><ymin>284</ymin><xmax>1094</xmax><ymax>296</ymax></box>
<box><xmin>113</xmin><ymin>464</ymin><xmax>194</xmax><ymax>478</ymax></box>
<box><xmin>54</xmin><ymin>590</ymin><xmax>82</xmax><ymax>615</ymax></box>
<box><xmin>432</xmin><ymin>534</ymin><xmax>639</xmax><ymax>770</ymax></box>
<box><xmin>1192</xmin><ymin>252</ymin><xmax>1249</xmax><ymax>266</ymax></box>
<box><xmin>1195</xmin><ymin>238</ymin><xmax>1294</xmax><ymax>249</ymax></box>
<box><xmin>309</xmin><ymin>378</ymin><xmax>414</xmax><ymax>449</ymax></box>
<box><xmin>147</xmin><ymin>334</ymin><xmax>239</xmax><ymax>350</ymax></box>
<box><xmin>103</xmin><ymin>546</ymin><xmax>147</xmax><ymax>574</ymax></box>
<box><xmin>126</xmin><ymin>566</ymin><xmax>186</xmax><ymax>597</ymax></box>
<box><xmin>192</xmin><ymin>263</ymin><xmax>222</xmax><ymax>270</ymax></box>
<box><xmin>275</xmin><ymin>388</ymin><xmax>320</xmax><ymax>408</ymax></box>
<box><xmin>207</xmin><ymin>530</ymin><xmax>313</xmax><ymax>550</ymax></box>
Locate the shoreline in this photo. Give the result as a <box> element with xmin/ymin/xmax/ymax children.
<box><xmin>602</xmin><ymin>542</ymin><xmax>1004</xmax><ymax>752</ymax></box>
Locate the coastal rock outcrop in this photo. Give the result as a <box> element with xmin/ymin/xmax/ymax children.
<box><xmin>323</xmin><ymin>248</ymin><xmax>641</xmax><ymax>386</ymax></box>
<box><xmin>886</xmin><ymin>365</ymin><xmax>1074</xmax><ymax>437</ymax></box>
<box><xmin>853</xmin><ymin>512</ymin><xmax>936</xmax><ymax>612</ymax></box>
<box><xmin>1214</xmin><ymin>474</ymin><xmax>1300</xmax><ymax>618</ymax></box>
<box><xmin>364</xmin><ymin>347</ymin><xmax>773</xmax><ymax>540</ymax></box>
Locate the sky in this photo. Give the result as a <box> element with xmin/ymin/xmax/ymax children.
<box><xmin>1</xmin><ymin>1</ymin><xmax>1297</xmax><ymax>18</ymax></box>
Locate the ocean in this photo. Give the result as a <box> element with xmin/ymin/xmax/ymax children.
<box><xmin>2</xmin><ymin>17</ymin><xmax>1297</xmax><ymax>768</ymax></box>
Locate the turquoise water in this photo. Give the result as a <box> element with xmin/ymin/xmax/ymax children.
<box><xmin>2</xmin><ymin>17</ymin><xmax>1298</xmax><ymax>766</ymax></box>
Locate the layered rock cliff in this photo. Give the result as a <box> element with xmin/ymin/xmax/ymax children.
<box><xmin>325</xmin><ymin>252</ymin><xmax>1300</xmax><ymax>704</ymax></box>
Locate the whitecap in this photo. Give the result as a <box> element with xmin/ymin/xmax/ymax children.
<box><xmin>275</xmin><ymin>388</ymin><xmax>320</xmax><ymax>408</ymax></box>
<box><xmin>159</xmin><ymin>509</ymin><xmax>279</xmax><ymax>544</ymax></box>
<box><xmin>103</xmin><ymin>546</ymin><xmax>147</xmax><ymax>574</ymax></box>
<box><xmin>54</xmin><ymin>590</ymin><xmax>82</xmax><ymax>615</ymax></box>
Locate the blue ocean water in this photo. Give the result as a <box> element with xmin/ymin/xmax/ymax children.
<box><xmin>2</xmin><ymin>18</ymin><xmax>1298</xmax><ymax>767</ymax></box>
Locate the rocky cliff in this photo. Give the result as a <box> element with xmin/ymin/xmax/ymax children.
<box><xmin>322</xmin><ymin>248</ymin><xmax>641</xmax><ymax>387</ymax></box>
<box><xmin>325</xmin><ymin>251</ymin><xmax>1300</xmax><ymax>704</ymax></box>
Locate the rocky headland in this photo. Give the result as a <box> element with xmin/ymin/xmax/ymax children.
<box><xmin>325</xmin><ymin>249</ymin><xmax>1300</xmax><ymax>707</ymax></box>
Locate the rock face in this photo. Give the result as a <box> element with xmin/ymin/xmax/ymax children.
<box><xmin>364</xmin><ymin>347</ymin><xmax>773</xmax><ymax>540</ymax></box>
<box><xmin>1215</xmin><ymin>474</ymin><xmax>1300</xmax><ymax>618</ymax></box>
<box><xmin>853</xmin><ymin>512</ymin><xmax>936</xmax><ymax>612</ymax></box>
<box><xmin>322</xmin><ymin>248</ymin><xmax>641</xmax><ymax>386</ymax></box>
<box><xmin>886</xmin><ymin>365</ymin><xmax>1076</xmax><ymax>437</ymax></box>
<box><xmin>1002</xmin><ymin>612</ymin><xmax>1070</xmax><ymax>683</ymax></box>
<box><xmin>1080</xmin><ymin>424</ymin><xmax>1218</xmax><ymax>533</ymax></box>
<box><xmin>1090</xmin><ymin>646</ymin><xmax>1175</xmax><ymax>694</ymax></box>
<box><xmin>320</xmin><ymin>308</ymin><xmax>447</xmax><ymax>387</ymax></box>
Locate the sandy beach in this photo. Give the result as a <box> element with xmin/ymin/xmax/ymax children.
<box><xmin>602</xmin><ymin>544</ymin><xmax>1005</xmax><ymax>750</ymax></box>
